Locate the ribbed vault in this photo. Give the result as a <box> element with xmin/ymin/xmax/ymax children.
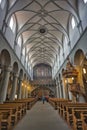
<box><xmin>7</xmin><ymin>0</ymin><xmax>79</xmax><ymax>67</ymax></box>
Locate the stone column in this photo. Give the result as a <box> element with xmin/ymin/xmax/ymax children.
<box><xmin>56</xmin><ymin>80</ymin><xmax>59</xmax><ymax>98</ymax></box>
<box><xmin>17</xmin><ymin>78</ymin><xmax>22</xmax><ymax>99</ymax></box>
<box><xmin>10</xmin><ymin>73</ymin><xmax>18</xmax><ymax>101</ymax></box>
<box><xmin>25</xmin><ymin>87</ymin><xmax>28</xmax><ymax>98</ymax></box>
<box><xmin>22</xmin><ymin>85</ymin><xmax>26</xmax><ymax>99</ymax></box>
<box><xmin>59</xmin><ymin>82</ymin><xmax>62</xmax><ymax>98</ymax></box>
<box><xmin>0</xmin><ymin>66</ymin><xmax>11</xmax><ymax>103</ymax></box>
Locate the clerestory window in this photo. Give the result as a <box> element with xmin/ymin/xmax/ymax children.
<box><xmin>0</xmin><ymin>0</ymin><xmax>5</xmax><ymax>9</ymax></box>
<box><xmin>71</xmin><ymin>17</ymin><xmax>76</xmax><ymax>29</ymax></box>
<box><xmin>9</xmin><ymin>15</ymin><xmax>16</xmax><ymax>33</ymax></box>
<box><xmin>83</xmin><ymin>0</ymin><xmax>87</xmax><ymax>3</ymax></box>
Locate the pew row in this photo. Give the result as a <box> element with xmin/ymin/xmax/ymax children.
<box><xmin>49</xmin><ymin>98</ymin><xmax>87</xmax><ymax>130</ymax></box>
<box><xmin>0</xmin><ymin>97</ymin><xmax>37</xmax><ymax>130</ymax></box>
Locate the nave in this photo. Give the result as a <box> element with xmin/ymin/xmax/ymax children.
<box><xmin>13</xmin><ymin>101</ymin><xmax>70</xmax><ymax>130</ymax></box>
<box><xmin>0</xmin><ymin>1</ymin><xmax>87</xmax><ymax>130</ymax></box>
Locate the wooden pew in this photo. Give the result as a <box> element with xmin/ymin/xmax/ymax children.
<box><xmin>0</xmin><ymin>110</ymin><xmax>12</xmax><ymax>130</ymax></box>
<box><xmin>81</xmin><ymin>112</ymin><xmax>87</xmax><ymax>130</ymax></box>
<box><xmin>0</xmin><ymin>98</ymin><xmax>37</xmax><ymax>130</ymax></box>
<box><xmin>0</xmin><ymin>113</ymin><xmax>2</xmax><ymax>130</ymax></box>
<box><xmin>0</xmin><ymin>103</ymin><xmax>22</xmax><ymax>125</ymax></box>
<box><xmin>58</xmin><ymin>102</ymin><xmax>87</xmax><ymax>130</ymax></box>
<box><xmin>5</xmin><ymin>102</ymin><xmax>27</xmax><ymax>117</ymax></box>
<box><xmin>7</xmin><ymin>98</ymin><xmax>38</xmax><ymax>111</ymax></box>
<box><xmin>49</xmin><ymin>98</ymin><xmax>71</xmax><ymax>110</ymax></box>
<box><xmin>72</xmin><ymin>109</ymin><xmax>87</xmax><ymax>130</ymax></box>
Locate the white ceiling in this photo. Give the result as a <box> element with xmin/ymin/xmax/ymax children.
<box><xmin>7</xmin><ymin>0</ymin><xmax>79</xmax><ymax>67</ymax></box>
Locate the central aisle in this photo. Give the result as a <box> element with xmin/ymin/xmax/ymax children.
<box><xmin>13</xmin><ymin>102</ymin><xmax>71</xmax><ymax>130</ymax></box>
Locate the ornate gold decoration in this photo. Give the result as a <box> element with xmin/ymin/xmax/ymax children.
<box><xmin>62</xmin><ymin>57</ymin><xmax>78</xmax><ymax>78</ymax></box>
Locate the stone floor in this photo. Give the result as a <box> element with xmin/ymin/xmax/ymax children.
<box><xmin>13</xmin><ymin>101</ymin><xmax>71</xmax><ymax>130</ymax></box>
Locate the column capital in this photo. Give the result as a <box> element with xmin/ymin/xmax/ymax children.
<box><xmin>4</xmin><ymin>65</ymin><xmax>12</xmax><ymax>72</ymax></box>
<box><xmin>13</xmin><ymin>73</ymin><xmax>18</xmax><ymax>78</ymax></box>
<box><xmin>19</xmin><ymin>77</ymin><xmax>23</xmax><ymax>81</ymax></box>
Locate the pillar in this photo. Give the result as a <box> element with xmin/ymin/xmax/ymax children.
<box><xmin>0</xmin><ymin>66</ymin><xmax>11</xmax><ymax>103</ymax></box>
<box><xmin>58</xmin><ymin>81</ymin><xmax>62</xmax><ymax>98</ymax></box>
<box><xmin>17</xmin><ymin>78</ymin><xmax>22</xmax><ymax>99</ymax></box>
<box><xmin>56</xmin><ymin>79</ymin><xmax>59</xmax><ymax>98</ymax></box>
<box><xmin>25</xmin><ymin>87</ymin><xmax>28</xmax><ymax>98</ymax></box>
<box><xmin>22</xmin><ymin>84</ymin><xmax>26</xmax><ymax>99</ymax></box>
<box><xmin>10</xmin><ymin>73</ymin><xmax>18</xmax><ymax>100</ymax></box>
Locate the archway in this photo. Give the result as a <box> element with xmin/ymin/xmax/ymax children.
<box><xmin>31</xmin><ymin>86</ymin><xmax>55</xmax><ymax>99</ymax></box>
<box><xmin>7</xmin><ymin>62</ymin><xmax>19</xmax><ymax>100</ymax></box>
<box><xmin>0</xmin><ymin>49</ymin><xmax>11</xmax><ymax>102</ymax></box>
<box><xmin>74</xmin><ymin>49</ymin><xmax>85</xmax><ymax>65</ymax></box>
<box><xmin>74</xmin><ymin>49</ymin><xmax>86</xmax><ymax>102</ymax></box>
<box><xmin>0</xmin><ymin>49</ymin><xmax>11</xmax><ymax>87</ymax></box>
<box><xmin>0</xmin><ymin>49</ymin><xmax>11</xmax><ymax>66</ymax></box>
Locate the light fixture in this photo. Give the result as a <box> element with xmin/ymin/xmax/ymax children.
<box><xmin>83</xmin><ymin>68</ymin><xmax>86</xmax><ymax>74</ymax></box>
<box><xmin>15</xmin><ymin>94</ymin><xmax>17</xmax><ymax>99</ymax></box>
<box><xmin>72</xmin><ymin>77</ymin><xmax>74</xmax><ymax>80</ymax></box>
<box><xmin>65</xmin><ymin>79</ymin><xmax>67</xmax><ymax>83</ymax></box>
<box><xmin>22</xmin><ymin>83</ymin><xmax>24</xmax><ymax>86</ymax></box>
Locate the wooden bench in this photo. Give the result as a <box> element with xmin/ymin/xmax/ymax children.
<box><xmin>49</xmin><ymin>98</ymin><xmax>70</xmax><ymax>110</ymax></box>
<box><xmin>81</xmin><ymin>112</ymin><xmax>87</xmax><ymax>130</ymax></box>
<box><xmin>58</xmin><ymin>102</ymin><xmax>87</xmax><ymax>130</ymax></box>
<box><xmin>0</xmin><ymin>103</ymin><xmax>22</xmax><ymax>126</ymax></box>
<box><xmin>5</xmin><ymin>102</ymin><xmax>27</xmax><ymax>117</ymax></box>
<box><xmin>0</xmin><ymin>110</ymin><xmax>12</xmax><ymax>130</ymax></box>
<box><xmin>0</xmin><ymin>97</ymin><xmax>37</xmax><ymax>130</ymax></box>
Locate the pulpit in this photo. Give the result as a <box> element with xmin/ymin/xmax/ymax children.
<box><xmin>62</xmin><ymin>58</ymin><xmax>80</xmax><ymax>98</ymax></box>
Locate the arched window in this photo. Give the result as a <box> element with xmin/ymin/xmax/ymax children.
<box><xmin>18</xmin><ymin>36</ymin><xmax>22</xmax><ymax>48</ymax></box>
<box><xmin>83</xmin><ymin>0</ymin><xmax>87</xmax><ymax>3</ymax></box>
<box><xmin>22</xmin><ymin>47</ymin><xmax>25</xmax><ymax>56</ymax></box>
<box><xmin>0</xmin><ymin>0</ymin><xmax>5</xmax><ymax>9</ymax></box>
<box><xmin>9</xmin><ymin>17</ymin><xmax>14</xmax><ymax>30</ymax></box>
<box><xmin>9</xmin><ymin>15</ymin><xmax>16</xmax><ymax>32</ymax></box>
<box><xmin>71</xmin><ymin>17</ymin><xmax>76</xmax><ymax>29</ymax></box>
<box><xmin>0</xmin><ymin>0</ymin><xmax>2</xmax><ymax>4</ymax></box>
<box><xmin>65</xmin><ymin>36</ymin><xmax>67</xmax><ymax>44</ymax></box>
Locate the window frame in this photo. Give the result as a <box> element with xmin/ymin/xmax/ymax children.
<box><xmin>9</xmin><ymin>17</ymin><xmax>14</xmax><ymax>30</ymax></box>
<box><xmin>71</xmin><ymin>17</ymin><xmax>76</xmax><ymax>29</ymax></box>
<box><xmin>9</xmin><ymin>15</ymin><xmax>16</xmax><ymax>33</ymax></box>
<box><xmin>17</xmin><ymin>35</ymin><xmax>22</xmax><ymax>48</ymax></box>
<box><xmin>0</xmin><ymin>0</ymin><xmax>5</xmax><ymax>9</ymax></box>
<box><xmin>83</xmin><ymin>0</ymin><xmax>87</xmax><ymax>3</ymax></box>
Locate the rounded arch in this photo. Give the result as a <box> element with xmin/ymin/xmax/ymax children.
<box><xmin>19</xmin><ymin>69</ymin><xmax>23</xmax><ymax>79</ymax></box>
<box><xmin>12</xmin><ymin>62</ymin><xmax>19</xmax><ymax>73</ymax></box>
<box><xmin>31</xmin><ymin>86</ymin><xmax>55</xmax><ymax>99</ymax></box>
<box><xmin>32</xmin><ymin>86</ymin><xmax>54</xmax><ymax>93</ymax></box>
<box><xmin>24</xmin><ymin>73</ymin><xmax>26</xmax><ymax>80</ymax></box>
<box><xmin>74</xmin><ymin>49</ymin><xmax>85</xmax><ymax>65</ymax></box>
<box><xmin>0</xmin><ymin>49</ymin><xmax>11</xmax><ymax>66</ymax></box>
<box><xmin>31</xmin><ymin>86</ymin><xmax>55</xmax><ymax>97</ymax></box>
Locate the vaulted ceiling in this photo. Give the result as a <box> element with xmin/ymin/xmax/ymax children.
<box><xmin>7</xmin><ymin>0</ymin><xmax>79</xmax><ymax>67</ymax></box>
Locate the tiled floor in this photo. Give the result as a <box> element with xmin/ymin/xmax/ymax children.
<box><xmin>13</xmin><ymin>101</ymin><xmax>71</xmax><ymax>130</ymax></box>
